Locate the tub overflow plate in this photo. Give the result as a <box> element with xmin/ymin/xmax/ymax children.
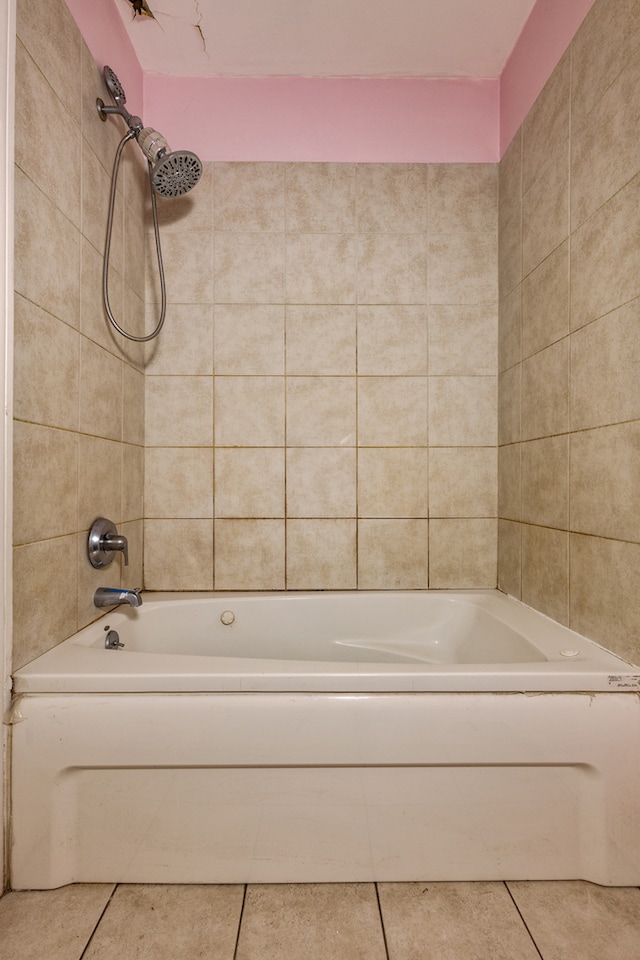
<box><xmin>220</xmin><ymin>610</ymin><xmax>235</xmax><ymax>626</ymax></box>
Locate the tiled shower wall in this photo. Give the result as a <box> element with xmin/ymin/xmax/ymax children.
<box><xmin>12</xmin><ymin>0</ymin><xmax>145</xmax><ymax>669</ymax></box>
<box><xmin>143</xmin><ymin>163</ymin><xmax>498</xmax><ymax>590</ymax></box>
<box><xmin>498</xmin><ymin>0</ymin><xmax>640</xmax><ymax>664</ymax></box>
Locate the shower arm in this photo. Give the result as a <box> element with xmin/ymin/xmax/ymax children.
<box><xmin>102</xmin><ymin>129</ymin><xmax>168</xmax><ymax>343</ymax></box>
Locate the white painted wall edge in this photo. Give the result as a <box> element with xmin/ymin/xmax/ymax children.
<box><xmin>1</xmin><ymin>0</ymin><xmax>16</xmax><ymax>895</ymax></box>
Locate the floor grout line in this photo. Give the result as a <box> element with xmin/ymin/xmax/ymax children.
<box><xmin>504</xmin><ymin>881</ymin><xmax>545</xmax><ymax>960</ymax></box>
<box><xmin>78</xmin><ymin>883</ymin><xmax>120</xmax><ymax>960</ymax></box>
<box><xmin>375</xmin><ymin>883</ymin><xmax>391</xmax><ymax>960</ymax></box>
<box><xmin>231</xmin><ymin>884</ymin><xmax>248</xmax><ymax>960</ymax></box>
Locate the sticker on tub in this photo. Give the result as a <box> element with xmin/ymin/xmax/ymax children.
<box><xmin>608</xmin><ymin>675</ymin><xmax>640</xmax><ymax>689</ymax></box>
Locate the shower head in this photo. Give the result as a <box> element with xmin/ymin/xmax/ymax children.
<box><xmin>97</xmin><ymin>68</ymin><xmax>203</xmax><ymax>198</ymax></box>
<box><xmin>103</xmin><ymin>65</ymin><xmax>127</xmax><ymax>108</ymax></box>
<box><xmin>137</xmin><ymin>127</ymin><xmax>203</xmax><ymax>197</ymax></box>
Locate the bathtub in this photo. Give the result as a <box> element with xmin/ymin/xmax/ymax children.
<box><xmin>10</xmin><ymin>590</ymin><xmax>640</xmax><ymax>888</ymax></box>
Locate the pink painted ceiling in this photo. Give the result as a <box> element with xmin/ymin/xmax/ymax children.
<box><xmin>116</xmin><ymin>0</ymin><xmax>538</xmax><ymax>78</ymax></box>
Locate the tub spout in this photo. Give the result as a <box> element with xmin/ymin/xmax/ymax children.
<box><xmin>94</xmin><ymin>587</ymin><xmax>142</xmax><ymax>608</ymax></box>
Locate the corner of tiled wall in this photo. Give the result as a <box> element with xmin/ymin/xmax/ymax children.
<box><xmin>498</xmin><ymin>0</ymin><xmax>640</xmax><ymax>664</ymax></box>
<box><xmin>12</xmin><ymin>0</ymin><xmax>145</xmax><ymax>669</ymax></box>
<box><xmin>143</xmin><ymin>161</ymin><xmax>499</xmax><ymax>592</ymax></box>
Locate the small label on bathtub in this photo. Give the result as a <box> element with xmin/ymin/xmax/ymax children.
<box><xmin>608</xmin><ymin>675</ymin><xmax>640</xmax><ymax>689</ymax></box>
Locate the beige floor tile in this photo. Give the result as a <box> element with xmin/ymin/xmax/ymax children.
<box><xmin>509</xmin><ymin>880</ymin><xmax>640</xmax><ymax>960</ymax></box>
<box><xmin>236</xmin><ymin>883</ymin><xmax>386</xmax><ymax>960</ymax></box>
<box><xmin>378</xmin><ymin>881</ymin><xmax>540</xmax><ymax>960</ymax></box>
<box><xmin>0</xmin><ymin>884</ymin><xmax>114</xmax><ymax>960</ymax></box>
<box><xmin>84</xmin><ymin>884</ymin><xmax>244</xmax><ymax>960</ymax></box>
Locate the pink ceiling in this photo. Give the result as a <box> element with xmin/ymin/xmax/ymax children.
<box><xmin>64</xmin><ymin>0</ymin><xmax>596</xmax><ymax>162</ymax></box>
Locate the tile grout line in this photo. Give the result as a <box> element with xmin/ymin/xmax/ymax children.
<box><xmin>78</xmin><ymin>883</ymin><xmax>120</xmax><ymax>960</ymax></box>
<box><xmin>374</xmin><ymin>883</ymin><xmax>391</xmax><ymax>960</ymax></box>
<box><xmin>231</xmin><ymin>884</ymin><xmax>248</xmax><ymax>960</ymax></box>
<box><xmin>503</xmin><ymin>882</ymin><xmax>545</xmax><ymax>960</ymax></box>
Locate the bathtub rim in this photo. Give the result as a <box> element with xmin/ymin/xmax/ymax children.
<box><xmin>13</xmin><ymin>588</ymin><xmax>640</xmax><ymax>695</ymax></box>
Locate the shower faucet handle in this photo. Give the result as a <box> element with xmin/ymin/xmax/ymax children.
<box><xmin>88</xmin><ymin>518</ymin><xmax>129</xmax><ymax>568</ymax></box>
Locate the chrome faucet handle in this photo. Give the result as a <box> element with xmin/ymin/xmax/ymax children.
<box><xmin>88</xmin><ymin>518</ymin><xmax>129</xmax><ymax>567</ymax></box>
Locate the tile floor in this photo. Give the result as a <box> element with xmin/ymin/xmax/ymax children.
<box><xmin>1</xmin><ymin>880</ymin><xmax>640</xmax><ymax>960</ymax></box>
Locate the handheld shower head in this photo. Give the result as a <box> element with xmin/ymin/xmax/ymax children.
<box><xmin>104</xmin><ymin>66</ymin><xmax>127</xmax><ymax>107</ymax></box>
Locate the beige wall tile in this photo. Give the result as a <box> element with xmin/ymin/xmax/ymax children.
<box><xmin>214</xmin><ymin>233</ymin><xmax>283</xmax><ymax>304</ymax></box>
<box><xmin>429</xmin><ymin>447</ymin><xmax>497</xmax><ymax>518</ymax></box>
<box><xmin>214</xmin><ymin>519</ymin><xmax>284</xmax><ymax>590</ymax></box>
<box><xmin>144</xmin><ymin>304</ymin><xmax>214</xmax><ymax>375</ymax></box>
<box><xmin>570</xmin><ymin>301</ymin><xmax>640</xmax><ymax>430</ymax></box>
<box><xmin>17</xmin><ymin>0</ymin><xmax>82</xmax><ymax>122</ymax></box>
<box><xmin>14</xmin><ymin>295</ymin><xmax>79</xmax><ymax>430</ymax></box>
<box><xmin>286</xmin><ymin>163</ymin><xmax>356</xmax><ymax>233</ymax></box>
<box><xmin>498</xmin><ymin>519</ymin><xmax>522</xmax><ymax>599</ymax></box>
<box><xmin>498</xmin><ymin>210</ymin><xmax>522</xmax><ymax>299</ymax></box>
<box><xmin>83</xmin><ymin>138</ymin><xmax>123</xmax><ymax>277</ymax></box>
<box><xmin>286</xmin><ymin>377</ymin><xmax>356</xmax><ymax>446</ymax></box>
<box><xmin>81</xmin><ymin>236</ymin><xmax>118</xmax><ymax>351</ymax></box>
<box><xmin>570</xmin><ymin>533</ymin><xmax>640</xmax><ymax>665</ymax></box>
<box><xmin>429</xmin><ymin>518</ymin><xmax>497</xmax><ymax>588</ymax></box>
<box><xmin>214</xmin><ymin>162</ymin><xmax>284</xmax><ymax>231</ymax></box>
<box><xmin>79</xmin><ymin>336</ymin><xmax>123</xmax><ymax>441</ymax></box>
<box><xmin>359</xmin><ymin>377</ymin><xmax>428</xmax><ymax>446</ymax></box>
<box><xmin>13</xmin><ymin>536</ymin><xmax>78</xmax><ymax>670</ymax></box>
<box><xmin>214</xmin><ymin>304</ymin><xmax>284</xmax><ymax>375</ymax></box>
<box><xmin>570</xmin><ymin>422</ymin><xmax>640</xmax><ymax>541</ymax></box>
<box><xmin>499</xmin><ymin>287</ymin><xmax>522</xmax><ymax>373</ymax></box>
<box><xmin>122</xmin><ymin>444</ymin><xmax>144</xmax><ymax>523</ymax></box>
<box><xmin>147</xmin><ymin>230</ymin><xmax>214</xmax><ymax>305</ymax></box>
<box><xmin>428</xmin><ymin>233</ymin><xmax>497</xmax><ymax>305</ymax></box>
<box><xmin>286</xmin><ymin>234</ymin><xmax>357</xmax><ymax>304</ymax></box>
<box><xmin>522</xmin><ymin>240</ymin><xmax>569</xmax><ymax>359</ymax></box>
<box><xmin>286</xmin><ymin>519</ymin><xmax>356</xmax><ymax>589</ymax></box>
<box><xmin>521</xmin><ymin>339</ymin><xmax>569</xmax><ymax>441</ymax></box>
<box><xmin>521</xmin><ymin>434</ymin><xmax>569</xmax><ymax>529</ymax></box>
<box><xmin>522</xmin><ymin>50</ymin><xmax>570</xmax><ymax>194</ymax></box>
<box><xmin>122</xmin><ymin>151</ymin><xmax>147</xmax><ymax>303</ymax></box>
<box><xmin>358</xmin><ymin>306</ymin><xmax>428</xmax><ymax>376</ymax></box>
<box><xmin>286</xmin><ymin>305</ymin><xmax>356</xmax><ymax>375</ymax></box>
<box><xmin>571</xmin><ymin>52</ymin><xmax>640</xmax><ymax>230</ymax></box>
<box><xmin>521</xmin><ymin>137</ymin><xmax>569</xmax><ymax>277</ymax></box>
<box><xmin>358</xmin><ymin>234</ymin><xmax>428</xmax><ymax>304</ymax></box>
<box><xmin>498</xmin><ymin>443</ymin><xmax>521</xmax><ymax>521</ymax></box>
<box><xmin>358</xmin><ymin>448</ymin><xmax>429</xmax><ymax>518</ymax></box>
<box><xmin>78</xmin><ymin>435</ymin><xmax>122</xmax><ymax>534</ymax></box>
<box><xmin>429</xmin><ymin>164</ymin><xmax>498</xmax><ymax>235</ymax></box>
<box><xmin>215</xmin><ymin>448</ymin><xmax>284</xmax><ymax>518</ymax></box>
<box><xmin>120</xmin><ymin>519</ymin><xmax>143</xmax><ymax>590</ymax></box>
<box><xmin>499</xmin><ymin>129</ymin><xmax>522</xmax><ymax>225</ymax></box>
<box><xmin>429</xmin><ymin>377</ymin><xmax>497</xmax><ymax>447</ymax></box>
<box><xmin>15</xmin><ymin>39</ymin><xmax>81</xmax><ymax>228</ymax></box>
<box><xmin>215</xmin><ymin>376</ymin><xmax>283</xmax><ymax>447</ymax></box>
<box><xmin>357</xmin><ymin>164</ymin><xmax>428</xmax><ymax>233</ymax></box>
<box><xmin>146</xmin><ymin>447</ymin><xmax>214</xmax><ymax>519</ymax></box>
<box><xmin>571</xmin><ymin>0</ymin><xmax>640</xmax><ymax>123</ymax></box>
<box><xmin>123</xmin><ymin>363</ymin><xmax>145</xmax><ymax>446</ymax></box>
<box><xmin>358</xmin><ymin>519</ymin><xmax>428</xmax><ymax>589</ymax></box>
<box><xmin>522</xmin><ymin>525</ymin><xmax>569</xmax><ymax>625</ymax></box>
<box><xmin>287</xmin><ymin>448</ymin><xmax>356</xmax><ymax>518</ymax></box>
<box><xmin>146</xmin><ymin>376</ymin><xmax>213</xmax><ymax>446</ymax></box>
<box><xmin>14</xmin><ymin>167</ymin><xmax>81</xmax><ymax>327</ymax></box>
<box><xmin>14</xmin><ymin>421</ymin><xmax>77</xmax><ymax>545</ymax></box>
<box><xmin>144</xmin><ymin>519</ymin><xmax>213</xmax><ymax>590</ymax></box>
<box><xmin>571</xmin><ymin>175</ymin><xmax>640</xmax><ymax>329</ymax></box>
<box><xmin>498</xmin><ymin>364</ymin><xmax>521</xmax><ymax>445</ymax></box>
<box><xmin>429</xmin><ymin>305</ymin><xmax>497</xmax><ymax>376</ymax></box>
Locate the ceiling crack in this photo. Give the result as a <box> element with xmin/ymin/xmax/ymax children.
<box><xmin>193</xmin><ymin>0</ymin><xmax>209</xmax><ymax>57</ymax></box>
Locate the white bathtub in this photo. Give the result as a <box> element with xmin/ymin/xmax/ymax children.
<box><xmin>10</xmin><ymin>590</ymin><xmax>640</xmax><ymax>888</ymax></box>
